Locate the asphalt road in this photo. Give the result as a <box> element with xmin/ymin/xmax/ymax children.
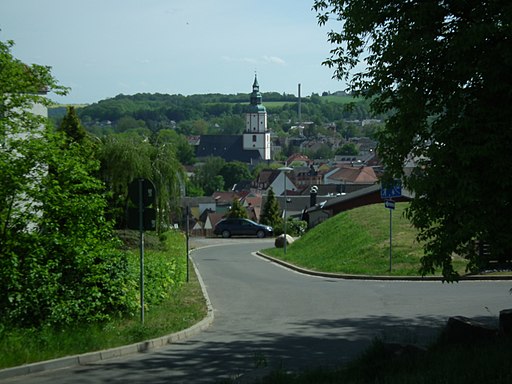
<box><xmin>2</xmin><ymin>238</ymin><xmax>511</xmax><ymax>383</ymax></box>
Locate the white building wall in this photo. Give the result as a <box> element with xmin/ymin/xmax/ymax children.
<box><xmin>270</xmin><ymin>172</ymin><xmax>296</xmax><ymax>196</ymax></box>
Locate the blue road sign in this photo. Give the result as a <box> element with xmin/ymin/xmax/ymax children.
<box><xmin>381</xmin><ymin>180</ymin><xmax>402</xmax><ymax>199</ymax></box>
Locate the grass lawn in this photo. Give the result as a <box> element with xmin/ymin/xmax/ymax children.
<box><xmin>264</xmin><ymin>202</ymin><xmax>468</xmax><ymax>277</ymax></box>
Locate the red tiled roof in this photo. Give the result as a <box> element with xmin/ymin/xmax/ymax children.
<box><xmin>286</xmin><ymin>153</ymin><xmax>311</xmax><ymax>165</ymax></box>
<box><xmin>212</xmin><ymin>191</ymin><xmax>239</xmax><ymax>204</ymax></box>
<box><xmin>329</xmin><ymin>166</ymin><xmax>377</xmax><ymax>184</ymax></box>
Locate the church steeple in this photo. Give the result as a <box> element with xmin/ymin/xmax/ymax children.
<box><xmin>248</xmin><ymin>74</ymin><xmax>265</xmax><ymax>112</ymax></box>
<box><xmin>244</xmin><ymin>74</ymin><xmax>270</xmax><ymax>160</ymax></box>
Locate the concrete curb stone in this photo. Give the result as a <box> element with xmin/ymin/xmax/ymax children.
<box><xmin>255</xmin><ymin>251</ymin><xmax>512</xmax><ymax>282</ymax></box>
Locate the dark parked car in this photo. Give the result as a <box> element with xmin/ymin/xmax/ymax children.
<box><xmin>213</xmin><ymin>218</ymin><xmax>273</xmax><ymax>238</ymax></box>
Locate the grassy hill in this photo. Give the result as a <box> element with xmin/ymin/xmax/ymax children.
<box><xmin>265</xmin><ymin>202</ymin><xmax>468</xmax><ymax>277</ymax></box>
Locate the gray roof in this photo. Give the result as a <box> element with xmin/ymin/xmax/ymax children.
<box><xmin>196</xmin><ymin>135</ymin><xmax>262</xmax><ymax>163</ymax></box>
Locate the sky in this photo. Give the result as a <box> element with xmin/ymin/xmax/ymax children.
<box><xmin>0</xmin><ymin>0</ymin><xmax>346</xmax><ymax>105</ymax></box>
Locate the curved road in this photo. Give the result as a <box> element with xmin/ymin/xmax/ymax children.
<box><xmin>2</xmin><ymin>239</ymin><xmax>511</xmax><ymax>383</ymax></box>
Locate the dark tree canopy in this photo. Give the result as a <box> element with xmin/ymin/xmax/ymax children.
<box><xmin>314</xmin><ymin>0</ymin><xmax>512</xmax><ymax>280</ymax></box>
<box><xmin>219</xmin><ymin>161</ymin><xmax>251</xmax><ymax>191</ymax></box>
<box><xmin>59</xmin><ymin>106</ymin><xmax>87</xmax><ymax>143</ymax></box>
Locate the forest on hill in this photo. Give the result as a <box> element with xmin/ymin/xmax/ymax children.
<box><xmin>49</xmin><ymin>92</ymin><xmax>381</xmax><ymax>138</ymax></box>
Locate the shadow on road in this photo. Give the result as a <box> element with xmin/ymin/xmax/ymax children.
<box><xmin>66</xmin><ymin>313</ymin><xmax>495</xmax><ymax>383</ymax></box>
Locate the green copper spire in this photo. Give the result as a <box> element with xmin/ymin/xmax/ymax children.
<box><xmin>248</xmin><ymin>74</ymin><xmax>265</xmax><ymax>112</ymax></box>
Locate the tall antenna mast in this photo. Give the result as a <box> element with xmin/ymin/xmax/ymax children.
<box><xmin>298</xmin><ymin>83</ymin><xmax>302</xmax><ymax>127</ymax></box>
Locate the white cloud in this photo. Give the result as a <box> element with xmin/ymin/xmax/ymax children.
<box><xmin>222</xmin><ymin>56</ymin><xmax>259</xmax><ymax>65</ymax></box>
<box><xmin>263</xmin><ymin>56</ymin><xmax>286</xmax><ymax>65</ymax></box>
<box><xmin>222</xmin><ymin>55</ymin><xmax>286</xmax><ymax>66</ymax></box>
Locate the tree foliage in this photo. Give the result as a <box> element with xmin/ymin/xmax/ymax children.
<box><xmin>336</xmin><ymin>143</ymin><xmax>359</xmax><ymax>156</ymax></box>
<box><xmin>191</xmin><ymin>157</ymin><xmax>226</xmax><ymax>196</ymax></box>
<box><xmin>59</xmin><ymin>106</ymin><xmax>87</xmax><ymax>144</ymax></box>
<box><xmin>260</xmin><ymin>187</ymin><xmax>282</xmax><ymax>228</ymax></box>
<box><xmin>95</xmin><ymin>131</ymin><xmax>184</xmax><ymax>231</ymax></box>
<box><xmin>226</xmin><ymin>198</ymin><xmax>248</xmax><ymax>219</ymax></box>
<box><xmin>219</xmin><ymin>161</ymin><xmax>251</xmax><ymax>190</ymax></box>
<box><xmin>314</xmin><ymin>0</ymin><xmax>512</xmax><ymax>279</ymax></box>
<box><xmin>0</xmin><ymin>40</ymin><xmax>133</xmax><ymax>327</ymax></box>
<box><xmin>65</xmin><ymin>90</ymin><xmax>378</xmax><ymax>138</ymax></box>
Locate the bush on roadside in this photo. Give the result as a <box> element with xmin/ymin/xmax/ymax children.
<box><xmin>125</xmin><ymin>230</ymin><xmax>187</xmax><ymax>312</ymax></box>
<box><xmin>274</xmin><ymin>218</ymin><xmax>307</xmax><ymax>237</ymax></box>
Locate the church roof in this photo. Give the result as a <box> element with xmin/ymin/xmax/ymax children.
<box><xmin>196</xmin><ymin>135</ymin><xmax>263</xmax><ymax>163</ymax></box>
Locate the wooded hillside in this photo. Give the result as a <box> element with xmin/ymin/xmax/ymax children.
<box><xmin>49</xmin><ymin>92</ymin><xmax>380</xmax><ymax>137</ymax></box>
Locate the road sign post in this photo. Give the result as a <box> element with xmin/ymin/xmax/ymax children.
<box><xmin>380</xmin><ymin>179</ymin><xmax>402</xmax><ymax>199</ymax></box>
<box><xmin>186</xmin><ymin>206</ymin><xmax>190</xmax><ymax>283</ymax></box>
<box><xmin>381</xmin><ymin>180</ymin><xmax>401</xmax><ymax>273</ymax></box>
<box><xmin>128</xmin><ymin>178</ymin><xmax>157</xmax><ymax>324</ymax></box>
<box><xmin>387</xmin><ymin>201</ymin><xmax>393</xmax><ymax>272</ymax></box>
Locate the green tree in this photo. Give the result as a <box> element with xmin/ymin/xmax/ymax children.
<box><xmin>150</xmin><ymin>140</ymin><xmax>185</xmax><ymax>231</ymax></box>
<box><xmin>314</xmin><ymin>0</ymin><xmax>512</xmax><ymax>280</ymax></box>
<box><xmin>178</xmin><ymin>119</ymin><xmax>209</xmax><ymax>135</ymax></box>
<box><xmin>156</xmin><ymin>129</ymin><xmax>195</xmax><ymax>165</ymax></box>
<box><xmin>219</xmin><ymin>161</ymin><xmax>251</xmax><ymax>190</ymax></box>
<box><xmin>226</xmin><ymin>198</ymin><xmax>247</xmax><ymax>219</ymax></box>
<box><xmin>336</xmin><ymin>143</ymin><xmax>359</xmax><ymax>156</ymax></box>
<box><xmin>96</xmin><ymin>134</ymin><xmax>153</xmax><ymax>227</ymax></box>
<box><xmin>96</xmin><ymin>132</ymin><xmax>184</xmax><ymax>232</ymax></box>
<box><xmin>312</xmin><ymin>143</ymin><xmax>334</xmax><ymax>159</ymax></box>
<box><xmin>115</xmin><ymin>115</ymin><xmax>147</xmax><ymax>133</ymax></box>
<box><xmin>192</xmin><ymin>157</ymin><xmax>226</xmax><ymax>195</ymax></box>
<box><xmin>59</xmin><ymin>106</ymin><xmax>87</xmax><ymax>143</ymax></box>
<box><xmin>0</xmin><ymin>39</ymin><xmax>130</xmax><ymax>326</ymax></box>
<box><xmin>260</xmin><ymin>187</ymin><xmax>282</xmax><ymax>228</ymax></box>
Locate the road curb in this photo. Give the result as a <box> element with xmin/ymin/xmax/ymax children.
<box><xmin>0</xmin><ymin>258</ymin><xmax>214</xmax><ymax>381</ymax></box>
<box><xmin>255</xmin><ymin>252</ymin><xmax>512</xmax><ymax>282</ymax></box>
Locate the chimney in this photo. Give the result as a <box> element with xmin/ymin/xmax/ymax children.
<box><xmin>310</xmin><ymin>185</ymin><xmax>318</xmax><ymax>207</ymax></box>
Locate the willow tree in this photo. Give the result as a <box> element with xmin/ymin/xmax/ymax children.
<box><xmin>150</xmin><ymin>138</ymin><xmax>185</xmax><ymax>231</ymax></box>
<box><xmin>313</xmin><ymin>0</ymin><xmax>512</xmax><ymax>280</ymax></box>
<box><xmin>96</xmin><ymin>134</ymin><xmax>153</xmax><ymax>228</ymax></box>
<box><xmin>97</xmin><ymin>132</ymin><xmax>184</xmax><ymax>232</ymax></box>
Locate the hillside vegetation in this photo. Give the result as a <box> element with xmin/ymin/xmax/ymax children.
<box><xmin>48</xmin><ymin>92</ymin><xmax>378</xmax><ymax>137</ymax></box>
<box><xmin>266</xmin><ymin>203</ymin><xmax>468</xmax><ymax>276</ymax></box>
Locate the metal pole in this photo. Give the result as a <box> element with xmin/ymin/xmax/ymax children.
<box><xmin>389</xmin><ymin>206</ymin><xmax>393</xmax><ymax>272</ymax></box>
<box><xmin>138</xmin><ymin>179</ymin><xmax>145</xmax><ymax>324</ymax></box>
<box><xmin>283</xmin><ymin>175</ymin><xmax>287</xmax><ymax>255</ymax></box>
<box><xmin>186</xmin><ymin>206</ymin><xmax>190</xmax><ymax>283</ymax></box>
<box><xmin>278</xmin><ymin>166</ymin><xmax>293</xmax><ymax>255</ymax></box>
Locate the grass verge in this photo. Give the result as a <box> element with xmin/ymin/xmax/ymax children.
<box><xmin>264</xmin><ymin>202</ymin><xmax>468</xmax><ymax>276</ymax></box>
<box><xmin>0</xmin><ymin>231</ymin><xmax>207</xmax><ymax>370</ymax></box>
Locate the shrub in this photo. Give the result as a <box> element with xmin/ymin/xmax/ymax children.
<box><xmin>274</xmin><ymin>218</ymin><xmax>307</xmax><ymax>237</ymax></box>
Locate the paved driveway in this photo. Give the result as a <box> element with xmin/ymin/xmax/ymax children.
<box><xmin>2</xmin><ymin>239</ymin><xmax>511</xmax><ymax>383</ymax></box>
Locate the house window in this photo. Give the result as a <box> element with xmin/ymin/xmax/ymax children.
<box><xmin>252</xmin><ymin>135</ymin><xmax>256</xmax><ymax>142</ymax></box>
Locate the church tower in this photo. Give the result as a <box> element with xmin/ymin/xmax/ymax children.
<box><xmin>243</xmin><ymin>75</ymin><xmax>271</xmax><ymax>160</ymax></box>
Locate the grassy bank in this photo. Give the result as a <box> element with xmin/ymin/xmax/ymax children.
<box><xmin>264</xmin><ymin>202</ymin><xmax>468</xmax><ymax>276</ymax></box>
<box><xmin>0</xmin><ymin>231</ymin><xmax>206</xmax><ymax>369</ymax></box>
